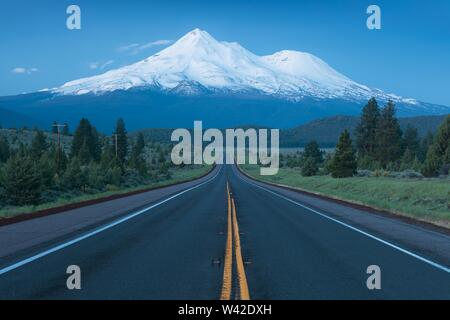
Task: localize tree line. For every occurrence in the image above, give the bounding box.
[0,118,174,207]
[280,98,450,178]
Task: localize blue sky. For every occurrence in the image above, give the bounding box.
[1,0,449,106]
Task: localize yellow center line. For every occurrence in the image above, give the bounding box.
[232,197,250,300]
[220,182,233,300]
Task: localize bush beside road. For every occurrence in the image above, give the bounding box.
[0,165,211,220]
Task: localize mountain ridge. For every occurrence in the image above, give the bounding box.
[280,114,447,147]
[0,29,448,131]
[129,114,447,148]
[52,29,438,112]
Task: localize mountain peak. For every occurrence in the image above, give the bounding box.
[181,28,212,40]
[173,28,217,48]
[262,50,352,86]
[186,28,210,38]
[54,29,419,107]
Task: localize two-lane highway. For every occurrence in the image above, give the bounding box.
[0,165,449,299]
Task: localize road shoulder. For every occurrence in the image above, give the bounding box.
[0,166,219,261]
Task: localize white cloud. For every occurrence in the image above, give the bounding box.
[117,43,140,53]
[12,67,26,74]
[101,60,114,69]
[117,40,173,55]
[89,60,114,70]
[89,62,99,69]
[12,67,38,74]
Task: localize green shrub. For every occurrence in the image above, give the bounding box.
[301,156,318,176]
[1,154,43,206]
[330,130,357,178]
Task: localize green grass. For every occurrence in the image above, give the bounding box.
[0,165,211,219]
[241,165,450,227]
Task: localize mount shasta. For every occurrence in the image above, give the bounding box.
[0,29,448,131]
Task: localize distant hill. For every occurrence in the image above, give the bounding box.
[131,114,448,148]
[0,107,41,129]
[280,114,448,147]
[129,128,175,145]
[0,128,72,153]
[5,114,444,150]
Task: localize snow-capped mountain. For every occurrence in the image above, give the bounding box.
[54,29,415,105]
[1,28,448,132]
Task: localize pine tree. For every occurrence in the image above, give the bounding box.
[356,98,380,159]
[90,127,102,162]
[418,130,433,162]
[400,148,414,170]
[78,141,91,165]
[113,118,128,166]
[323,153,333,174]
[431,115,450,161]
[422,115,450,176]
[411,156,422,172]
[330,130,357,178]
[135,132,145,155]
[0,134,10,162]
[38,152,57,188]
[31,130,49,158]
[62,157,86,190]
[86,162,107,190]
[130,132,147,176]
[402,125,420,156]
[375,101,403,167]
[59,149,68,174]
[98,139,123,185]
[108,165,123,186]
[2,154,43,205]
[301,156,318,177]
[71,118,101,163]
[303,140,323,164]
[422,145,442,177]
[100,141,115,168]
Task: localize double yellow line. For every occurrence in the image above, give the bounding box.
[220,182,250,300]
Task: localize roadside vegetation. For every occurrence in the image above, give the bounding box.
[243,98,450,226]
[0,118,210,219]
[242,165,449,227]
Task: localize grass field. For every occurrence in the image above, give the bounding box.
[0,165,211,219]
[241,165,450,228]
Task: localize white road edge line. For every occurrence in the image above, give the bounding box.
[0,167,222,276]
[236,168,450,274]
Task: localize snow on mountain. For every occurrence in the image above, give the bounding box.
[55,28,416,105]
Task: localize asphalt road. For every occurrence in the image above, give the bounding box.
[0,165,449,299]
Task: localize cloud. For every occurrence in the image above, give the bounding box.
[139,40,173,49]
[89,60,114,70]
[117,43,140,53]
[89,62,99,69]
[11,67,38,74]
[117,40,173,55]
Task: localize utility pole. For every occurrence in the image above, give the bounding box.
[52,123,67,166]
